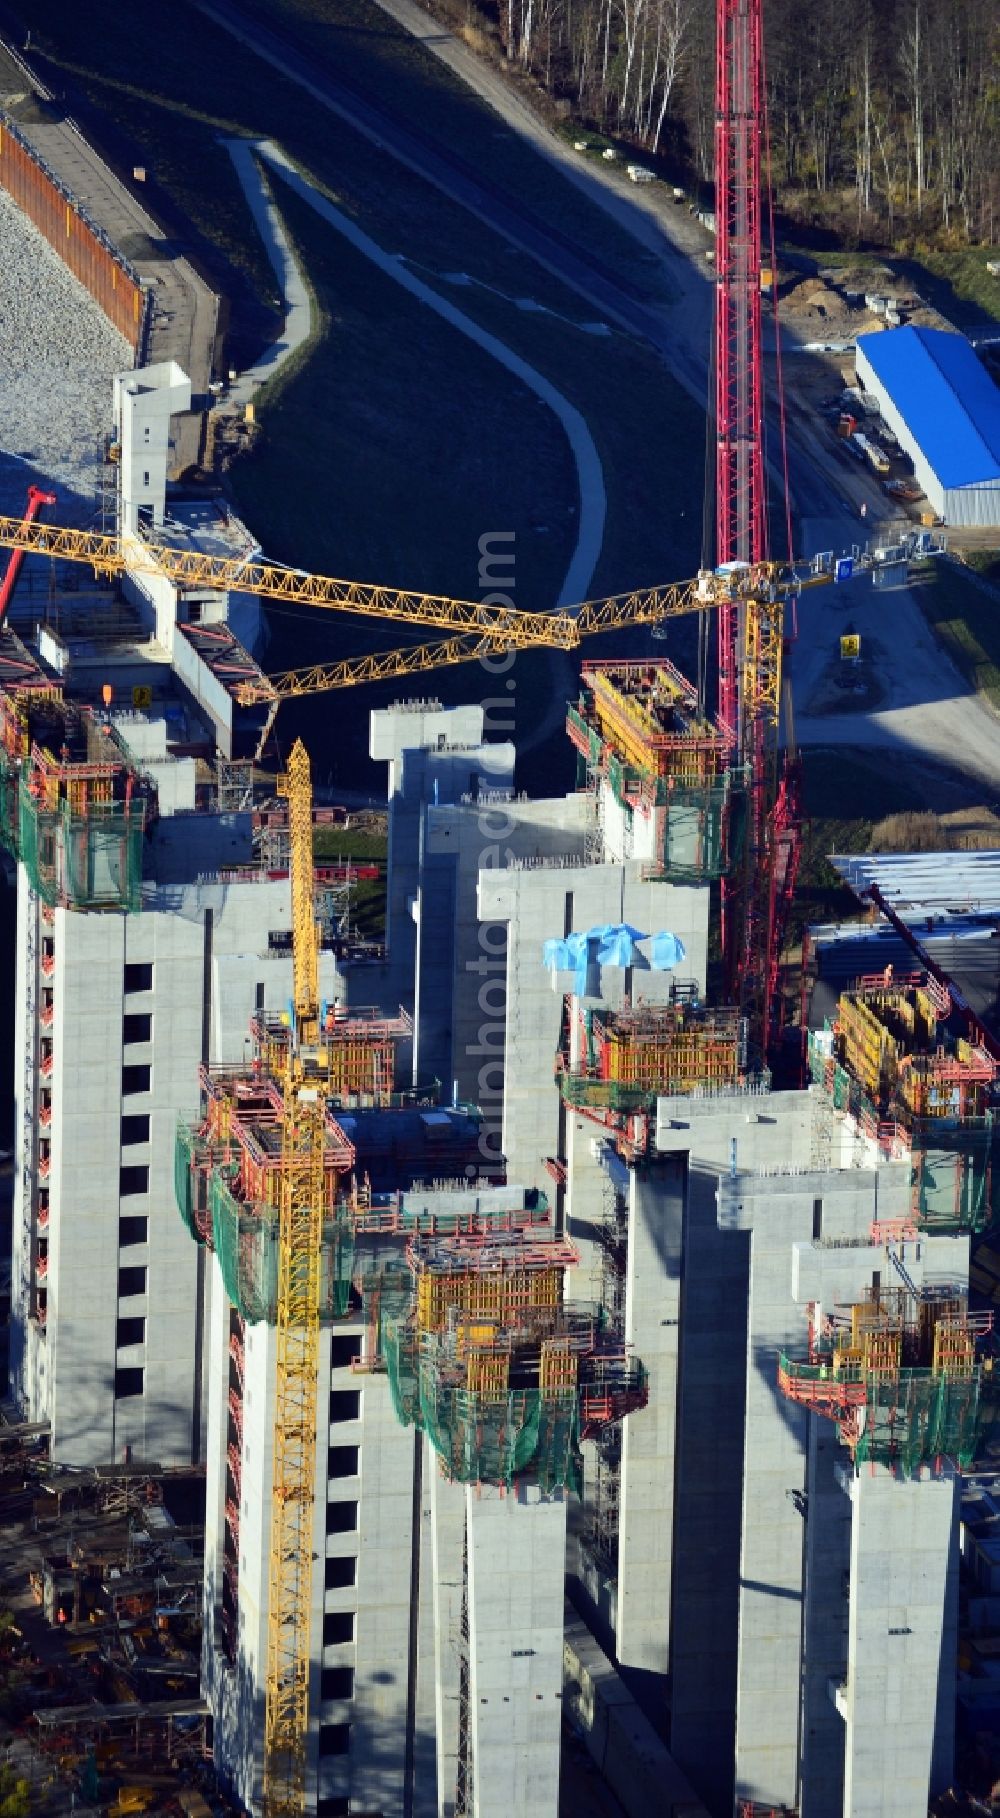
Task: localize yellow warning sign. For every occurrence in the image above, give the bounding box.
[840,634,861,661]
[132,684,153,709]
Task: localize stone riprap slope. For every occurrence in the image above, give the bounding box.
[0,186,130,525]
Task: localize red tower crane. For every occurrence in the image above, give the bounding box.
[0,486,57,626]
[714,0,796,1053]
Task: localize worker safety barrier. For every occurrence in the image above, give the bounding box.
[384,1321,585,1493]
[208,1173,354,1325]
[778,1351,995,1477]
[0,752,145,912]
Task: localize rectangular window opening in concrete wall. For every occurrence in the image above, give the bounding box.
[119,1215,148,1249]
[320,1667,354,1701]
[325,1556,356,1591]
[118,1265,147,1298]
[326,1501,358,1535]
[114,1366,144,1399]
[116,1315,145,1348]
[121,1114,150,1146]
[119,1164,149,1196]
[122,1065,151,1096]
[322,1612,354,1646]
[122,1013,151,1045]
[255,981,265,1011]
[329,1335,358,1370]
[329,1389,360,1423]
[318,1723,351,1758]
[812,1197,823,1241]
[123,962,153,994]
[328,1446,359,1480]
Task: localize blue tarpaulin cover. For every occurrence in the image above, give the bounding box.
[651,931,686,970]
[543,925,686,992]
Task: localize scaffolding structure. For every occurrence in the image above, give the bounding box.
[383,1229,647,1491]
[0,692,150,913]
[566,658,747,881]
[555,995,748,1158]
[778,1283,997,1477]
[177,1091,556,1333]
[252,1004,412,1104]
[807,974,997,1234]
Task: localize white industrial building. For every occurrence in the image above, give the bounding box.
[856,325,1000,526]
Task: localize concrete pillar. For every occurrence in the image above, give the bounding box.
[731,1192,812,1811]
[841,1467,959,1818]
[431,1465,466,1817]
[800,1421,850,1818]
[616,1158,684,1683]
[466,1484,567,1818]
[668,1161,750,1812]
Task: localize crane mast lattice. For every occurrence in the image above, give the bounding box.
[715,0,789,1049]
[263,739,324,1817]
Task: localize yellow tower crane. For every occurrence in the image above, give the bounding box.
[0,509,802,757]
[265,738,326,1817]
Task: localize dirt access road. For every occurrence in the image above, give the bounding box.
[198,0,1000,804]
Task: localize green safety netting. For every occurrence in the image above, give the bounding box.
[913,1117,993,1235]
[781,1355,997,1477]
[608,757,744,883]
[8,776,144,913]
[384,1321,583,1492]
[208,1172,355,1325]
[360,1261,413,1362]
[174,1120,202,1242]
[856,1367,993,1476]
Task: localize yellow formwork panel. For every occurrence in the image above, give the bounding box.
[465,1348,511,1397]
[539,1339,578,1395]
[417,1263,563,1333]
[603,1029,739,1093]
[933,1321,975,1378]
[863,1329,902,1375]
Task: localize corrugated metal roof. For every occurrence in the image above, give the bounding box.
[831,850,1000,915]
[856,326,1000,489]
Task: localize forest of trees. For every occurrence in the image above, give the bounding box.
[487,0,1000,246]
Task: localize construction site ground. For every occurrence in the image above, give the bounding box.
[0,1457,219,1816]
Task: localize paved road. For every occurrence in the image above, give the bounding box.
[250,140,607,610]
[193,0,875,545]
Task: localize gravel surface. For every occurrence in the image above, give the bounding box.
[0,187,131,526]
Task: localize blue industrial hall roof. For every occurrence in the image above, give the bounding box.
[856,325,1000,489]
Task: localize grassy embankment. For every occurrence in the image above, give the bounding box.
[228,0,669,300]
[28,0,706,794]
[908,559,1000,718]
